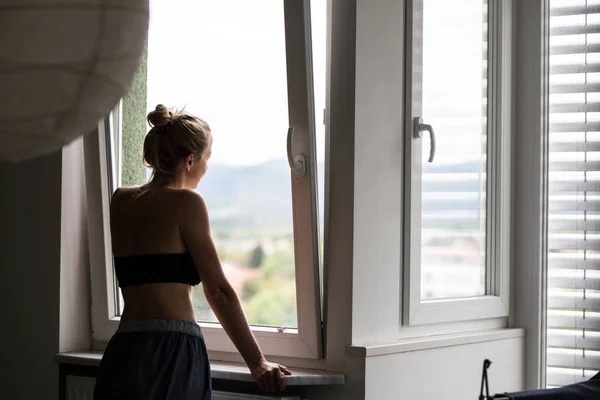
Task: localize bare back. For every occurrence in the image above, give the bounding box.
[110,186,196,323]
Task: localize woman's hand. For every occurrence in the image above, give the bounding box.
[249,357,292,392]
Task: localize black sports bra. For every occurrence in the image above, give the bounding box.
[114,253,201,288]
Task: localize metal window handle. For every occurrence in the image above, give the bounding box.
[286,126,306,177]
[414,117,436,163]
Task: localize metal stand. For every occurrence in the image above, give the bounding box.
[479,359,493,400]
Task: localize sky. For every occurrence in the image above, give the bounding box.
[421,0,487,165]
[146,0,326,166]
[145,0,485,166]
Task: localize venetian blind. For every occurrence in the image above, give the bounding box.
[546,0,600,388]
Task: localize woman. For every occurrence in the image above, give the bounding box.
[93,105,291,399]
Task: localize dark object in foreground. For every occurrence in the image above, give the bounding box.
[481,357,600,399]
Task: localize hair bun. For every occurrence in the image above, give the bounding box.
[147,104,173,128]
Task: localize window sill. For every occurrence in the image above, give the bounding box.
[54,352,345,386]
[346,328,525,358]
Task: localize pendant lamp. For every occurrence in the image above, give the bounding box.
[0,0,149,162]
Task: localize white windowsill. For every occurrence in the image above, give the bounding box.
[346,328,525,358]
[54,352,345,386]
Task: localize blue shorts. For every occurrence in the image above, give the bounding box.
[93,319,212,400]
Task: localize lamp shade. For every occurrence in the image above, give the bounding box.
[0,0,149,162]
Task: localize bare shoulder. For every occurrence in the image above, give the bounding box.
[175,189,208,213]
[174,190,211,232]
[110,186,140,207]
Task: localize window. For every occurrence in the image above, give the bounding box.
[86,0,327,359]
[546,0,600,387]
[403,0,511,325]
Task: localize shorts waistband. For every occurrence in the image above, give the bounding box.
[117,319,204,338]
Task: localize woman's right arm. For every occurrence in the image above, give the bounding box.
[178,190,291,392]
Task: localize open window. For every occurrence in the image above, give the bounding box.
[86,0,326,360]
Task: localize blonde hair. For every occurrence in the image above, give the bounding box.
[143,104,211,181]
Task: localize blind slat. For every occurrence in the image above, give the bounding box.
[551,63,600,75]
[547,368,599,388]
[550,5,600,17]
[549,200,600,212]
[548,276,600,291]
[547,333,600,352]
[549,142,600,152]
[548,259,600,270]
[549,219,600,231]
[549,181,600,192]
[550,43,600,55]
[550,123,600,133]
[548,296,600,311]
[550,83,600,95]
[547,352,600,370]
[549,161,600,172]
[548,314,600,330]
[550,24,600,37]
[550,103,600,114]
[548,239,600,251]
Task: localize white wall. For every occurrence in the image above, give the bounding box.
[365,337,524,399]
[352,0,405,345]
[0,138,90,400]
[59,138,91,353]
[511,0,547,390]
[0,152,62,400]
[349,0,526,398]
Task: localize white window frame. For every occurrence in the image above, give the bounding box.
[402,0,512,326]
[85,119,119,343]
[85,0,324,360]
[506,0,548,390]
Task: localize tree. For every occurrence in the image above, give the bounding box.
[248,244,265,269]
[242,245,297,327]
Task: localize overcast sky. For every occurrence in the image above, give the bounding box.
[146,0,485,166]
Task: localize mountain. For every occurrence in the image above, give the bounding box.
[197,159,482,230]
[197,159,325,230]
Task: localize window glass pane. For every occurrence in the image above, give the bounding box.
[420,0,487,300]
[146,0,296,328]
